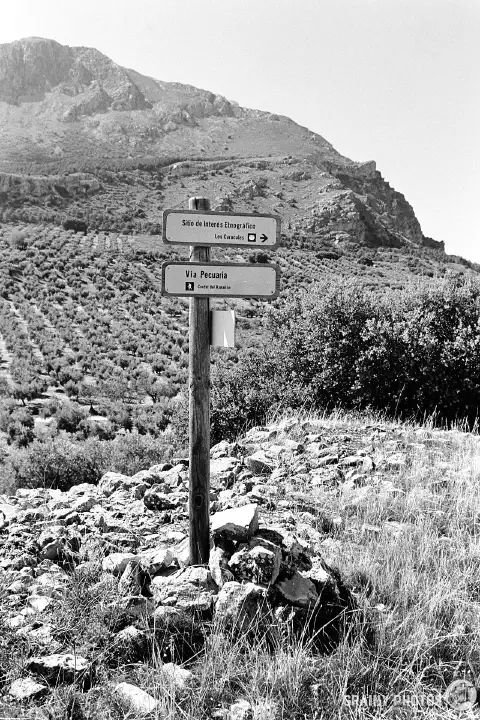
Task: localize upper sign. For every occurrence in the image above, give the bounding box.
[162,210,280,247]
[162,262,280,298]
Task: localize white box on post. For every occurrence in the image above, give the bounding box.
[210,310,235,347]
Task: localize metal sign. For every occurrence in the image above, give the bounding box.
[162,209,280,247]
[161,261,280,298]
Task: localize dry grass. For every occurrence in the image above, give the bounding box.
[2,411,480,718]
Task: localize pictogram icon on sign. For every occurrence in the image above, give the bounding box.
[185,282,195,291]
[248,233,256,242]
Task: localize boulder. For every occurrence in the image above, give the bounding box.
[139,547,174,576]
[211,504,259,542]
[114,682,158,716]
[215,581,269,632]
[275,570,318,608]
[98,472,133,496]
[245,452,273,475]
[8,677,48,701]
[27,653,91,685]
[230,699,253,720]
[102,552,139,576]
[209,545,235,588]
[228,545,281,586]
[37,527,81,563]
[161,662,194,694]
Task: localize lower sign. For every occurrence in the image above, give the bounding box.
[162,262,280,298]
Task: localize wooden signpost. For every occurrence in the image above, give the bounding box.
[161,199,280,565]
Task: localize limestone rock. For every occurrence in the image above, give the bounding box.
[70,494,97,513]
[0,502,20,526]
[245,452,273,475]
[211,504,259,542]
[255,527,312,571]
[338,455,364,467]
[98,471,134,496]
[102,552,139,575]
[210,456,240,480]
[228,545,281,586]
[37,527,81,563]
[275,570,318,608]
[173,537,190,568]
[144,486,182,510]
[139,546,174,576]
[215,581,269,632]
[8,677,48,701]
[27,595,53,612]
[114,682,158,716]
[110,626,149,663]
[209,545,235,588]
[230,699,253,720]
[27,653,91,684]
[161,662,194,693]
[151,567,216,613]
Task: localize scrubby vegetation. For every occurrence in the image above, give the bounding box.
[2,412,480,719]
[1,221,480,492]
[211,274,480,440]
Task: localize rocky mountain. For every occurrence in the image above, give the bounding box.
[0,37,443,251]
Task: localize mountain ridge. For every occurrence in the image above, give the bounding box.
[0,36,443,252]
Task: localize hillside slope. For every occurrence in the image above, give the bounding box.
[0,37,441,251]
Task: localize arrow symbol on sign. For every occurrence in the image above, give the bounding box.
[260,234,268,242]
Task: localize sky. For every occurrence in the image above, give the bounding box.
[1,0,479,261]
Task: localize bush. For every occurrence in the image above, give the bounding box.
[210,349,282,442]
[55,401,89,433]
[6,433,174,491]
[8,437,110,490]
[9,229,27,249]
[63,219,88,234]
[213,275,480,429]
[0,405,35,447]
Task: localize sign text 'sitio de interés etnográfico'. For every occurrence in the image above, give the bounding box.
[182,219,256,230]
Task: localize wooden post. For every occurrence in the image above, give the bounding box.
[188,196,211,565]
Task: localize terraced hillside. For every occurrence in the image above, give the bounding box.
[0,222,477,435]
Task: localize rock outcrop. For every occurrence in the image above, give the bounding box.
[0,36,441,251]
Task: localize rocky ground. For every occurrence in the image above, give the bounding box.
[1,415,480,719]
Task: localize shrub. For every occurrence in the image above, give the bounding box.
[317,250,340,261]
[63,219,88,234]
[0,404,35,447]
[9,229,27,249]
[8,437,110,490]
[55,401,89,433]
[210,349,282,442]
[213,275,480,429]
[6,433,174,491]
